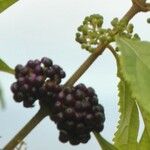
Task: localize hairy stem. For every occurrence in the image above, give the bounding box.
[3,108,47,150]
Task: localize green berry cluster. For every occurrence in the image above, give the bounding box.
[76,15,140,53]
[75,14,114,53]
[111,18,140,40]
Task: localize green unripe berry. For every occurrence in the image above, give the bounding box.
[87,47,95,52]
[95,14,103,20]
[91,18,98,26]
[133,33,141,40]
[117,20,127,32]
[90,14,103,27]
[76,33,81,38]
[81,44,89,49]
[98,20,103,27]
[78,25,84,32]
[75,14,108,53]
[85,16,90,22]
[147,18,150,24]
[111,18,119,27]
[82,25,88,35]
[127,24,134,33]
[98,29,106,35]
[99,35,107,43]
[125,33,132,39]
[115,47,119,52]
[88,31,97,38]
[106,36,114,42]
[79,37,86,44]
[90,39,97,45]
[83,17,90,25]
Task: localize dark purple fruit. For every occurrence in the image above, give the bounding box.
[11,57,66,108]
[59,130,68,143]
[41,57,52,67]
[49,83,105,145]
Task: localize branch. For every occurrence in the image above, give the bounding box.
[132,0,150,12]
[146,3,150,11]
[3,108,47,150]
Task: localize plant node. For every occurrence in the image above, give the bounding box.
[132,0,150,12]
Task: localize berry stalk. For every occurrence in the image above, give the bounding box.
[93,132,118,149]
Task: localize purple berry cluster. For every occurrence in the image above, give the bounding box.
[50,83,105,145]
[11,57,66,107]
[10,58,105,145]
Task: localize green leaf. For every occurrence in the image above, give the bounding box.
[0,58,14,74]
[113,50,139,149]
[139,129,150,150]
[0,83,5,108]
[94,132,118,150]
[116,37,150,147]
[113,80,139,150]
[0,0,18,13]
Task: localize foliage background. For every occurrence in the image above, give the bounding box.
[0,0,150,149]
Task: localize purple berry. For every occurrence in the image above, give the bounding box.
[69,137,80,145]
[65,121,75,130]
[34,65,43,75]
[59,130,68,143]
[15,64,23,74]
[87,87,95,97]
[28,73,36,83]
[41,57,52,67]
[58,91,65,100]
[76,123,85,134]
[75,101,82,111]
[34,59,41,66]
[26,60,35,68]
[65,94,75,106]
[80,134,90,143]
[45,67,55,77]
[53,65,61,73]
[11,82,18,93]
[53,101,62,112]
[65,108,75,118]
[60,70,66,78]
[13,92,24,102]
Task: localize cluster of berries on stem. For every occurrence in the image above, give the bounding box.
[11,57,66,107]
[10,57,105,145]
[50,84,105,145]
